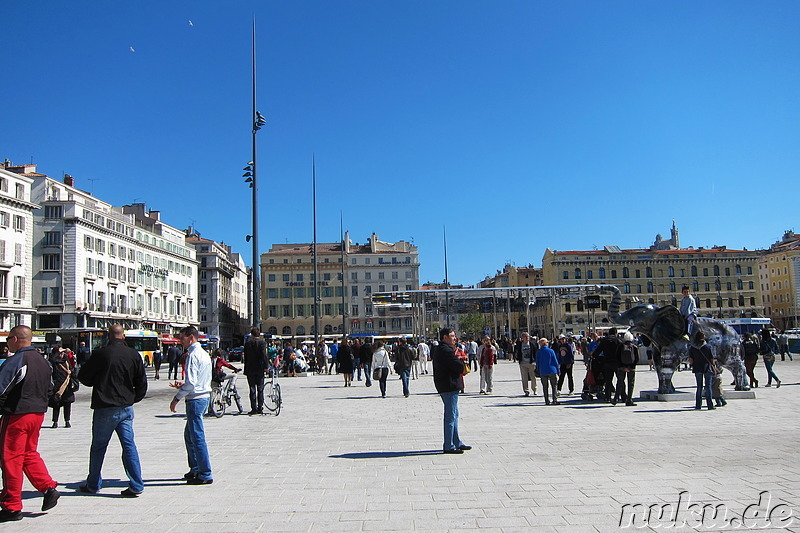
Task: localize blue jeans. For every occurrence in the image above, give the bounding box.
[362,361,372,386]
[184,397,212,481]
[439,391,464,451]
[695,372,714,409]
[400,368,411,396]
[87,406,144,493]
[764,359,780,385]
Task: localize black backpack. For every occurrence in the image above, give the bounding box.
[620,343,636,365]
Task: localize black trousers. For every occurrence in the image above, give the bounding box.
[557,364,574,392]
[247,374,265,411]
[614,368,636,403]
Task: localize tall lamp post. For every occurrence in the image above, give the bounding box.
[244,17,266,329]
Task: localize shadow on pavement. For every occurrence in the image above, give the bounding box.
[330,450,443,459]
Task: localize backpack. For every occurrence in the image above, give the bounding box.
[620,343,636,365]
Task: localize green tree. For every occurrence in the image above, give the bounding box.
[458,312,487,338]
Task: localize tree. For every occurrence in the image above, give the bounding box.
[458,312,487,338]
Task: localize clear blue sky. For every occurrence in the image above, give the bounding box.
[2,1,798,285]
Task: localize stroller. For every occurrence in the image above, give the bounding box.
[581,353,608,402]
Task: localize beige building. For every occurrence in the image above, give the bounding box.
[541,224,763,336]
[260,233,419,339]
[759,231,800,330]
[476,264,543,336]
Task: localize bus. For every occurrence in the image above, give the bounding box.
[124,329,160,365]
[57,328,109,352]
[719,317,772,337]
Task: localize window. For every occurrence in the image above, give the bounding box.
[0,212,8,228]
[623,282,630,294]
[322,287,332,297]
[12,276,24,299]
[703,268,709,276]
[44,206,63,219]
[200,284,207,294]
[296,274,303,282]
[669,281,676,292]
[392,271,398,280]
[282,274,290,281]
[635,269,641,278]
[599,268,606,279]
[282,326,292,335]
[14,243,22,264]
[324,273,331,281]
[41,286,61,305]
[378,285,385,292]
[296,305,305,316]
[268,288,276,298]
[42,254,60,270]
[281,288,290,298]
[351,272,358,281]
[735,264,742,275]
[351,286,358,296]
[622,267,629,277]
[378,272,385,280]
[392,285,399,291]
[324,304,332,315]
[693,281,699,292]
[574,268,581,279]
[563,271,569,280]
[352,305,359,316]
[586,270,593,280]
[646,267,652,278]
[15,183,24,200]
[668,267,675,277]
[725,267,730,276]
[365,286,372,295]
[691,266,698,276]
[13,215,25,232]
[295,288,304,298]
[365,272,371,280]
[268,305,277,317]
[713,265,720,276]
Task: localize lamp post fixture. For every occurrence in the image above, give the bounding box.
[245,17,267,329]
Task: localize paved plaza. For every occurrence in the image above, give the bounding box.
[14,356,800,532]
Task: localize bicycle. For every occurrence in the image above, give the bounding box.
[209,372,244,417]
[262,364,282,416]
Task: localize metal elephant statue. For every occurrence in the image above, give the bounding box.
[597,285,749,394]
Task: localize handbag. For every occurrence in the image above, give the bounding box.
[372,368,381,381]
[49,369,71,407]
[463,361,471,375]
[70,375,80,392]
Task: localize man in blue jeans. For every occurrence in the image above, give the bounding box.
[78,324,147,497]
[170,326,213,484]
[432,328,471,454]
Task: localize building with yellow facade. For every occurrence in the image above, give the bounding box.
[759,231,800,330]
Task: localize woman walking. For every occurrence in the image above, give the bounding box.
[741,332,759,388]
[372,341,391,397]
[760,330,781,388]
[337,338,354,386]
[49,348,76,428]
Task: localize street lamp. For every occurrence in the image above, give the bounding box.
[246,17,267,330]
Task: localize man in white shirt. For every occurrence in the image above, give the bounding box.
[170,326,213,485]
[417,341,430,375]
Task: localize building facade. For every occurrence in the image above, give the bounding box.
[0,163,38,330]
[260,233,419,339]
[186,232,250,348]
[541,225,763,336]
[17,166,199,333]
[759,231,800,330]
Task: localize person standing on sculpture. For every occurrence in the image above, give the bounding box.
[679,286,698,335]
[243,328,269,415]
[78,324,147,497]
[0,325,61,522]
[170,326,213,485]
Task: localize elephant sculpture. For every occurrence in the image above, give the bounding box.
[597,285,749,394]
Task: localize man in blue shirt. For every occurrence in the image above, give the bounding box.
[535,338,561,406]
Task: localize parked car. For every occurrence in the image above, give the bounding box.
[227,346,244,362]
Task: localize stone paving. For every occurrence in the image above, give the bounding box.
[13,355,800,532]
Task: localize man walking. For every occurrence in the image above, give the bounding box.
[466,338,479,372]
[394,338,413,397]
[515,333,538,396]
[536,338,561,405]
[78,324,147,497]
[0,326,60,522]
[170,326,213,485]
[556,335,575,395]
[76,340,91,373]
[243,327,269,415]
[417,340,429,375]
[167,343,182,380]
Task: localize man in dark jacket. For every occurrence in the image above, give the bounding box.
[432,328,471,454]
[555,335,575,396]
[394,338,414,397]
[591,328,622,403]
[167,343,182,380]
[78,324,147,497]
[243,328,269,415]
[0,325,60,521]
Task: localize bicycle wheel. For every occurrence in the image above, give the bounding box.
[209,388,226,418]
[272,383,281,416]
[233,387,244,414]
[263,381,278,413]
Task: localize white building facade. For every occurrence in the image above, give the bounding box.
[0,164,38,330]
[19,168,199,333]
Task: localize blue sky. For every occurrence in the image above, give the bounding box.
[2,1,798,285]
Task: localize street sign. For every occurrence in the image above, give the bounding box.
[586,295,601,309]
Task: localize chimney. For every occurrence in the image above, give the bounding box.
[63,174,75,187]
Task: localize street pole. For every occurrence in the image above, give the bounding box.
[248,17,266,329]
[443,225,451,328]
[312,156,319,350]
[340,213,347,338]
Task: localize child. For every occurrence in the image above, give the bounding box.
[712,361,727,407]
